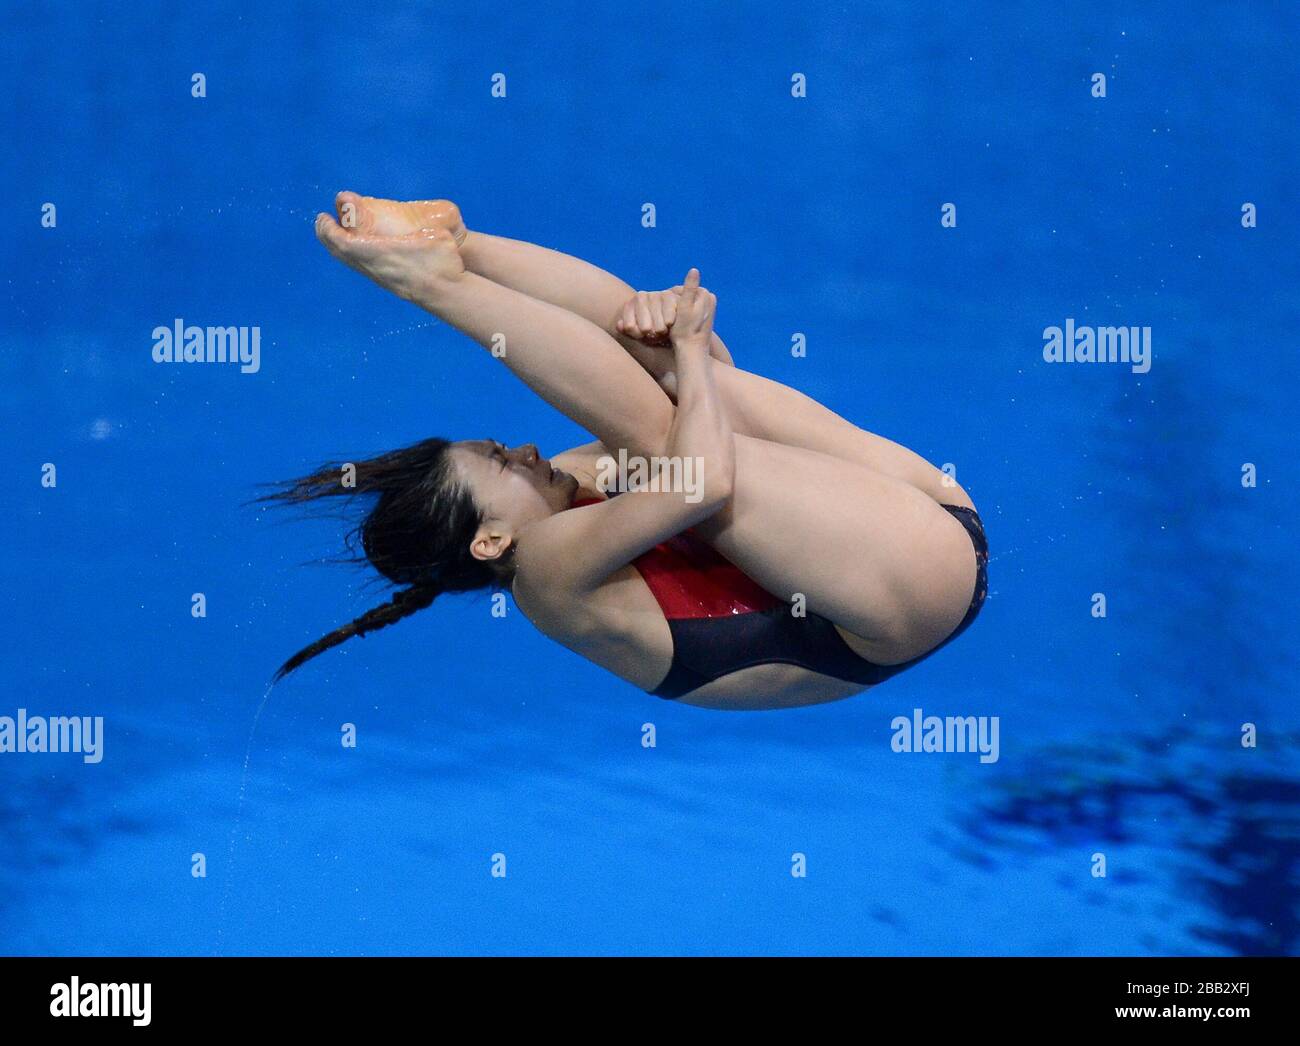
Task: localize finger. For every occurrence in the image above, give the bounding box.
[620,301,641,338]
[635,295,655,334]
[649,295,667,333]
[661,293,677,326]
[682,267,700,292]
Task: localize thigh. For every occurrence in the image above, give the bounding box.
[627,345,973,508]
[693,436,978,662]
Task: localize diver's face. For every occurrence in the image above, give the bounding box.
[450,440,579,562]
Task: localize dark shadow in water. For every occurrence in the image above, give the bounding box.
[1192,773,1300,955]
[946,727,1299,954]
[0,776,152,862]
[942,360,1299,955]
[0,749,170,932]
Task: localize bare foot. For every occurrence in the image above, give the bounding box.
[334,191,468,246]
[315,212,464,301]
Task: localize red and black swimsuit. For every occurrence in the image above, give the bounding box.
[572,496,989,700]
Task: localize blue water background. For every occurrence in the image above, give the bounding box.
[2,1,1297,954]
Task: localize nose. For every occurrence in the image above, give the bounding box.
[518,443,540,466]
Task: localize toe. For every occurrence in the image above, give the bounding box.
[335,191,365,230]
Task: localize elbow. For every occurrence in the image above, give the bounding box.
[642,411,675,461]
[697,446,735,511]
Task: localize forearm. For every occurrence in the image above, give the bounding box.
[414,272,672,458]
[668,339,735,503]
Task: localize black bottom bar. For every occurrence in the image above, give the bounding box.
[0,956,1288,1033]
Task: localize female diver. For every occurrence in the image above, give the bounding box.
[269,193,987,711]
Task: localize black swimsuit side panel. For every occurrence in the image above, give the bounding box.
[650,505,988,700]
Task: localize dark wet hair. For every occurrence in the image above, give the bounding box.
[261,437,502,680]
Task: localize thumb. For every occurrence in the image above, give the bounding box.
[682,267,700,292]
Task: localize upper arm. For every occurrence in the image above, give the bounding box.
[551,440,611,491]
[515,489,723,596]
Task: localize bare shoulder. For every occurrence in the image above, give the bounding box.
[511,518,603,640]
[510,567,575,629]
[511,503,600,609]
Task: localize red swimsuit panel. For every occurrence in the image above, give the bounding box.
[570,496,779,619]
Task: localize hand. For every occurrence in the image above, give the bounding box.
[614,287,682,346]
[315,203,464,302]
[668,268,715,351]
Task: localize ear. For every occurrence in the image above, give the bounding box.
[469,524,514,563]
